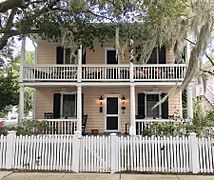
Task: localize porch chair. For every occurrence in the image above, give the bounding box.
[82,114,88,135]
[44,112,54,119]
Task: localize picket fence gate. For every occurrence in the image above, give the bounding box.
[0,131,214,174]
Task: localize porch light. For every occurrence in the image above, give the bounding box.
[121,96,126,105]
[99,96,103,105]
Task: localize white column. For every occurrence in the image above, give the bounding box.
[129,84,136,135]
[130,62,134,82]
[76,84,82,135]
[19,37,26,82]
[19,85,24,122]
[187,83,193,119]
[19,37,26,122]
[77,45,82,82]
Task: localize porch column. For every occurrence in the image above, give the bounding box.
[129,84,136,135]
[77,45,82,82]
[19,37,26,122]
[76,84,82,135]
[187,83,193,119]
[19,85,24,122]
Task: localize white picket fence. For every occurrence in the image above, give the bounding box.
[0,131,214,174]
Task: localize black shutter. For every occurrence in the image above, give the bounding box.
[82,93,84,115]
[82,48,86,64]
[56,46,64,64]
[138,93,145,119]
[161,93,168,119]
[159,47,166,64]
[53,93,61,119]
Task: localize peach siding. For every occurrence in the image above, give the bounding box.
[37,42,58,64]
[35,86,181,133]
[35,88,53,118]
[83,87,130,133]
[37,41,173,64]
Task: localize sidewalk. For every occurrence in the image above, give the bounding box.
[0,171,213,180]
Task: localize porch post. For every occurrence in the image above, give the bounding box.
[19,85,24,122]
[19,37,26,122]
[187,83,193,119]
[76,84,82,135]
[77,45,82,82]
[129,84,136,135]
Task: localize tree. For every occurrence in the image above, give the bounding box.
[0,0,213,93]
[0,59,19,115]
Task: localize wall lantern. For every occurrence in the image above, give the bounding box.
[99,96,103,113]
[99,96,103,105]
[121,96,126,105]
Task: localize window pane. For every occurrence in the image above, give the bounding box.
[107,50,117,64]
[146,94,159,118]
[107,97,118,114]
[63,94,76,118]
[107,117,118,130]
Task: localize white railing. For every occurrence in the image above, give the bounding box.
[38,119,77,135]
[82,64,130,81]
[23,64,78,81]
[0,132,214,173]
[135,119,179,135]
[134,64,186,81]
[23,64,186,82]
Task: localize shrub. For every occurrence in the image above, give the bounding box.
[14,120,48,136]
[0,121,8,136]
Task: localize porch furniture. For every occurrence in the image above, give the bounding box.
[44,112,54,119]
[91,128,99,135]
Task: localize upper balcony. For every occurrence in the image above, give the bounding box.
[23,64,187,83]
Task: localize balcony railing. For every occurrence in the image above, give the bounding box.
[23,64,78,81]
[23,64,186,82]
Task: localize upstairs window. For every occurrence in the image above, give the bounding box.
[135,46,166,64]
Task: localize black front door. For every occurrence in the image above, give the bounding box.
[106,97,119,131]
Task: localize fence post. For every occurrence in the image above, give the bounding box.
[189,132,199,173]
[110,133,118,174]
[71,131,82,173]
[5,131,16,169]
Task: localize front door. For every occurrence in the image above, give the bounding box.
[105,96,119,131]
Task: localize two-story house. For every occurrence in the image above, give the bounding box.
[19,34,189,135]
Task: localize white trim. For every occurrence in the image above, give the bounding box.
[104,94,120,132]
[143,91,162,118]
[21,82,183,87]
[60,92,77,118]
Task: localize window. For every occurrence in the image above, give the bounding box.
[61,94,76,118]
[106,49,118,64]
[146,94,160,118]
[135,47,166,64]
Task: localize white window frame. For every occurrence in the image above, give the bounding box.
[60,92,77,119]
[144,91,161,118]
[104,94,121,132]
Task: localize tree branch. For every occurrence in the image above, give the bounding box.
[205,53,214,67]
[0,0,27,13]
[0,8,17,50]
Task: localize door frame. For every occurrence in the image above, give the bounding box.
[104,94,121,132]
[60,92,77,118]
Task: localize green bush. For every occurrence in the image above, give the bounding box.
[14,120,48,136]
[0,121,8,136]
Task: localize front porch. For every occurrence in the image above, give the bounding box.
[19,85,191,136]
